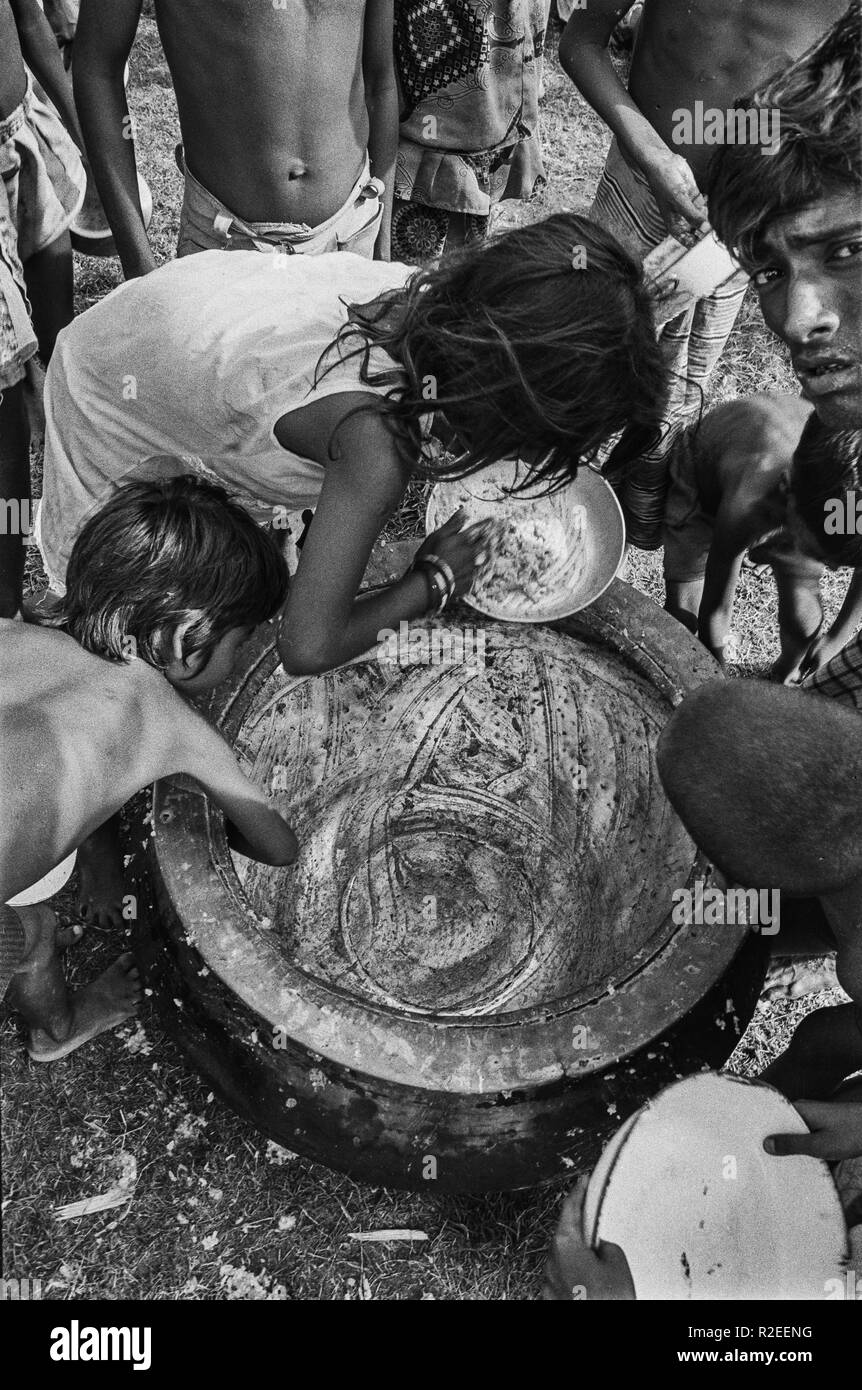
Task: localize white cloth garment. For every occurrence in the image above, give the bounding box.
[37,250,415,590]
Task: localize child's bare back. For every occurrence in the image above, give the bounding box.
[2,476,297,1063]
[0,618,207,902]
[2,474,300,907]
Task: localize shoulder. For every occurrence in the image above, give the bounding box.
[0,621,85,699]
[702,395,804,484]
[275,387,397,462]
[120,659,206,748]
[0,623,153,754]
[723,393,811,453]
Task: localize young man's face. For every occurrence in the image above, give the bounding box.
[747,190,862,429]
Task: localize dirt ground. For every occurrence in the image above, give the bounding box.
[1,16,853,1300]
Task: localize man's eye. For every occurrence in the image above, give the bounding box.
[833,239,862,261]
[751,266,782,288]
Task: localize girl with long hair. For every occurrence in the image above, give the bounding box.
[37,211,666,675]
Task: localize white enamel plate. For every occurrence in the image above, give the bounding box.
[583,1073,849,1300]
[425,458,625,624]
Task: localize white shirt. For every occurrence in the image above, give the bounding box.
[38,249,414,588]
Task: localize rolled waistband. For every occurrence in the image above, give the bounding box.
[179,147,377,240]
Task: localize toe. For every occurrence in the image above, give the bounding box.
[118,954,142,990]
[56,922,84,948]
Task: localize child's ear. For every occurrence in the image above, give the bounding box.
[161,615,205,673]
[169,616,197,665]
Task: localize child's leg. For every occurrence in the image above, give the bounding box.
[24,231,74,364]
[823,873,862,1015]
[0,239,40,615]
[770,554,824,683]
[5,903,139,1060]
[75,814,128,929]
[442,212,490,254]
[664,577,703,634]
[661,424,710,632]
[0,378,30,617]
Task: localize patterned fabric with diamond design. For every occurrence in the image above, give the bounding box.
[396,0,490,110]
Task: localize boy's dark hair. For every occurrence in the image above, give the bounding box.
[707,0,861,266]
[316,212,666,493]
[790,413,862,566]
[56,473,288,669]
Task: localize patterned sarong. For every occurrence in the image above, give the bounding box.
[393,1,546,262]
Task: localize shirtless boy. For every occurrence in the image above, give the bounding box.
[559,0,847,549]
[1,473,297,1057]
[73,0,398,276]
[663,394,862,680]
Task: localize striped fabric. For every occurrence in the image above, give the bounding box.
[803,631,862,712]
[0,904,26,1001]
[589,138,749,550]
[0,74,85,262]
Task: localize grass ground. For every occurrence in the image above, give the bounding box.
[2,17,854,1300]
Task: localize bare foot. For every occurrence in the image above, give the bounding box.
[76,817,127,928]
[28,953,141,1062]
[16,904,83,950]
[55,921,84,949]
[742,554,770,578]
[77,854,126,928]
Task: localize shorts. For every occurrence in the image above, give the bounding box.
[176,149,384,258]
[0,74,86,264]
[0,212,37,392]
[803,631,862,713]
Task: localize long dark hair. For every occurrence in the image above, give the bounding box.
[316,212,666,492]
